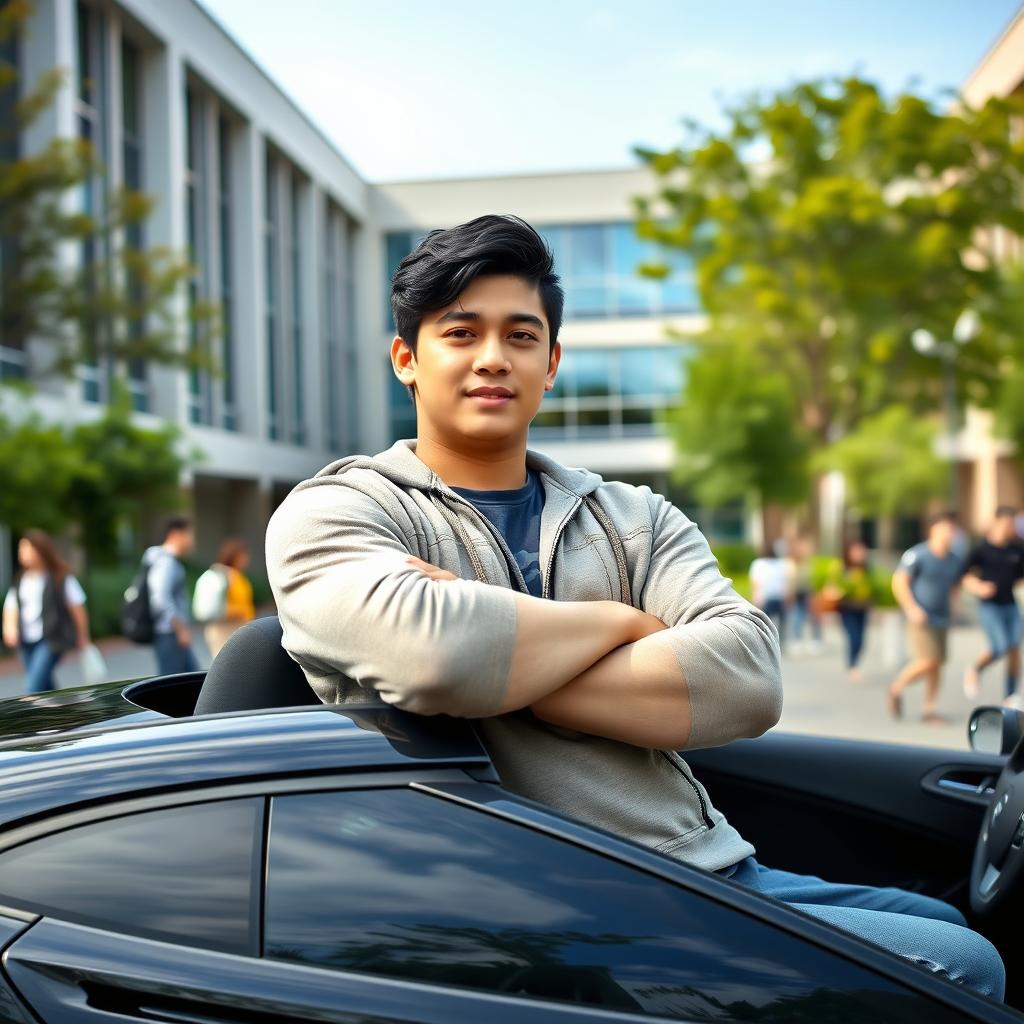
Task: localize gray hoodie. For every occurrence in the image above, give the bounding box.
[266,440,783,872]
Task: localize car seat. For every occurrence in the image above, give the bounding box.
[193,615,320,715]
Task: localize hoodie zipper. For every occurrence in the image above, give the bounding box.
[659,751,714,829]
[541,496,581,601]
[434,488,530,594]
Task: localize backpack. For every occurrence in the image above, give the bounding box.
[192,566,228,624]
[120,561,154,644]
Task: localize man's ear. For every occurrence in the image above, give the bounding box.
[391,336,416,386]
[544,341,562,391]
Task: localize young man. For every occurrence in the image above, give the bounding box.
[888,512,965,722]
[145,516,198,675]
[963,506,1024,704]
[267,215,1003,999]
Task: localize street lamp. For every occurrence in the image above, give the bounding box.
[911,310,981,515]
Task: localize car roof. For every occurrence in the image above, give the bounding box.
[0,683,490,832]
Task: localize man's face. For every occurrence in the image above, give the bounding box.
[993,515,1016,545]
[391,274,560,448]
[930,519,956,551]
[170,528,195,556]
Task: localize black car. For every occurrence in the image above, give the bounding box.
[0,616,1020,1024]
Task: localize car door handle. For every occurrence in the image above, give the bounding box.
[920,765,998,806]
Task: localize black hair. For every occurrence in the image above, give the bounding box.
[996,506,1018,519]
[162,515,192,541]
[390,214,564,354]
[928,510,958,529]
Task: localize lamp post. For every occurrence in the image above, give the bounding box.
[911,309,981,516]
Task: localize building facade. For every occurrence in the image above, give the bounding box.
[2,0,373,577]
[2,0,1021,590]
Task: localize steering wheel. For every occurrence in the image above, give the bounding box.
[970,732,1024,914]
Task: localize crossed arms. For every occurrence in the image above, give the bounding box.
[267,485,782,752]
[410,555,686,748]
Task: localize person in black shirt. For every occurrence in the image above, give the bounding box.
[963,506,1024,703]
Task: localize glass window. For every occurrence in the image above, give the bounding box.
[563,349,611,399]
[217,115,235,429]
[266,789,943,1020]
[289,178,305,446]
[567,224,606,279]
[619,348,658,399]
[384,231,415,331]
[0,799,261,955]
[653,346,685,397]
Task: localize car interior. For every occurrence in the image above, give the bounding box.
[123,615,1024,1013]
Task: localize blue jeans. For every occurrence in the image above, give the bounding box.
[791,590,821,642]
[725,857,1005,1000]
[762,598,787,649]
[153,632,200,675]
[19,639,63,694]
[839,608,868,668]
[977,602,1021,697]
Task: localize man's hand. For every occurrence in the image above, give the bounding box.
[963,574,997,600]
[907,604,929,627]
[175,623,191,648]
[405,555,670,716]
[406,556,459,582]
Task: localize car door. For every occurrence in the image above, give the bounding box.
[257,781,1004,1023]
[683,732,1021,1004]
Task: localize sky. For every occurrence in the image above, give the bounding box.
[197,0,1022,183]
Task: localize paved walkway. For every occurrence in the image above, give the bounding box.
[777,611,1010,752]
[0,611,1011,754]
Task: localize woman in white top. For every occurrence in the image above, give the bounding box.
[2,530,90,694]
[749,542,795,651]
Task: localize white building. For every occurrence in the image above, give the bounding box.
[2,0,749,588]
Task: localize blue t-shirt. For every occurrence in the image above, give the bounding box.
[453,472,544,597]
[899,542,965,628]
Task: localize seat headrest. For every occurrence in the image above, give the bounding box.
[193,615,320,716]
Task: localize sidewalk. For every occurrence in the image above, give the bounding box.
[778,610,1006,752]
[0,633,214,702]
[0,612,1010,753]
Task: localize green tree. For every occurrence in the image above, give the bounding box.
[0,409,78,534]
[66,384,195,565]
[667,341,811,538]
[816,405,947,554]
[0,387,191,564]
[635,77,1024,451]
[0,0,217,381]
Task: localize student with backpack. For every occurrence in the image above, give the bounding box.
[134,517,198,674]
[193,538,255,657]
[2,529,90,693]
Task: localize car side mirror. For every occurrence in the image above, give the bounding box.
[968,706,1024,756]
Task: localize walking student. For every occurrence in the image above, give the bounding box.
[750,543,794,650]
[198,538,256,657]
[962,506,1024,704]
[144,516,199,675]
[790,537,823,654]
[267,215,1003,999]
[887,512,965,723]
[2,529,90,693]
[824,540,873,681]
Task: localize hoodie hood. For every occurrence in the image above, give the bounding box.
[314,439,605,499]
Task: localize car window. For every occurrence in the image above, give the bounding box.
[0,798,262,955]
[265,789,957,1022]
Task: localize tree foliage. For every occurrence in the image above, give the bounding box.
[815,406,947,521]
[0,0,218,380]
[635,77,1024,453]
[667,342,811,509]
[0,385,191,563]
